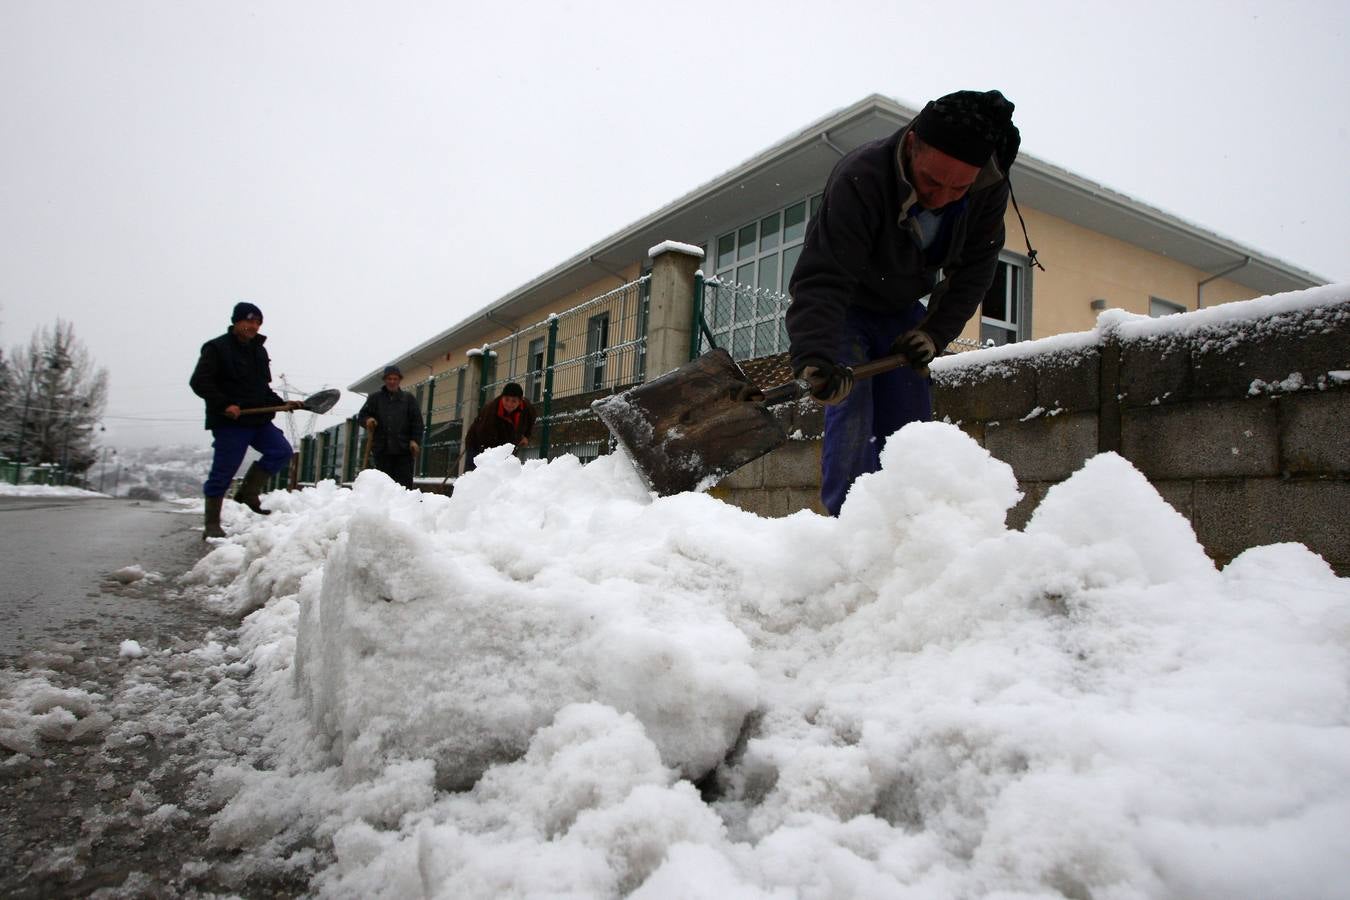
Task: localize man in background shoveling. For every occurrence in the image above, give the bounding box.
[189,301,302,538]
[786,89,1026,515]
[358,365,424,489]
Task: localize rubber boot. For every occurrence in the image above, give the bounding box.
[234,463,273,516]
[203,495,226,539]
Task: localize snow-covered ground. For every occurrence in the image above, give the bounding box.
[163,419,1350,899]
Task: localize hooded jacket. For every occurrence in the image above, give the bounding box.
[786,124,1010,366]
[189,330,285,430]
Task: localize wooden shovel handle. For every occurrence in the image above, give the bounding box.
[235,403,297,415]
[759,353,928,407]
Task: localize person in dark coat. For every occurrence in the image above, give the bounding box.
[189,301,301,538]
[357,365,424,489]
[463,382,536,471]
[786,89,1023,515]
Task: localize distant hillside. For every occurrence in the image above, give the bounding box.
[96,444,216,500]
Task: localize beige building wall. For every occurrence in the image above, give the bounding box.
[409,264,643,395]
[407,203,1271,397]
[974,206,1261,342]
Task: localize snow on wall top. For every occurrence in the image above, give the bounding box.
[932,282,1350,379]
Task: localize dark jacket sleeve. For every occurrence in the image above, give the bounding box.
[357,394,376,425]
[786,168,885,370]
[407,395,424,441]
[464,406,489,457]
[189,342,231,413]
[922,179,1010,349]
[519,402,536,440]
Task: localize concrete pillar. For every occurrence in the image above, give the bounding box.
[460,347,496,474]
[644,240,704,380]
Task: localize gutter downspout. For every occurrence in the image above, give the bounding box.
[820,131,847,157]
[1197,256,1251,309]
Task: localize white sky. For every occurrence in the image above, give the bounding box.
[2,0,1347,450]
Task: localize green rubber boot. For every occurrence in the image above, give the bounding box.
[203,495,226,539]
[233,463,273,516]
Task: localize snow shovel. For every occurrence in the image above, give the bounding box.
[237,388,341,416]
[592,348,923,496]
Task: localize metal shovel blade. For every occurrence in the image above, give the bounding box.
[301,388,341,414]
[593,349,787,496]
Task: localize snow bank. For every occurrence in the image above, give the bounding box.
[186,423,1350,898]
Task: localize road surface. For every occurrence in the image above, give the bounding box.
[0,497,306,897]
[0,497,208,663]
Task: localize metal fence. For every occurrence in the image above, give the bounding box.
[695,275,791,361]
[417,366,469,478]
[477,276,649,462]
[695,276,993,361]
[291,270,1005,490]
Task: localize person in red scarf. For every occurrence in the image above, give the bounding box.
[463,382,537,471]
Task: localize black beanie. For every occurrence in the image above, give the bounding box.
[383,365,403,378]
[232,301,264,323]
[502,382,524,398]
[912,90,1018,169]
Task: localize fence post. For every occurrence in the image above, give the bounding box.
[420,376,435,478]
[462,348,492,475]
[539,314,559,459]
[690,271,706,361]
[645,241,703,380]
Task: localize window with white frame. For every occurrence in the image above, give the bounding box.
[979,256,1030,346]
[713,194,822,292]
[1149,296,1185,317]
[584,313,610,391]
[705,195,822,359]
[526,337,545,403]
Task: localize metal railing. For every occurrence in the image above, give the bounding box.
[476,276,649,461]
[696,275,791,361]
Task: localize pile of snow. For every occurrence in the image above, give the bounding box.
[183,425,1350,897]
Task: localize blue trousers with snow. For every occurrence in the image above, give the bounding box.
[820,304,933,516]
[203,422,293,497]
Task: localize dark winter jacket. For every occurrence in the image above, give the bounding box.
[189,331,285,430]
[357,388,425,456]
[786,124,1010,366]
[464,396,536,467]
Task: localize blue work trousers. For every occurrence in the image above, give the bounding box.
[820,304,933,516]
[203,422,293,497]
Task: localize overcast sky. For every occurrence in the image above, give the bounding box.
[2,0,1347,451]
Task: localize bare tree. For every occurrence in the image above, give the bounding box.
[0,346,14,454]
[3,320,109,478]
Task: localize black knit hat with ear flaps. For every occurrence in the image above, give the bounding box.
[913,90,1019,171]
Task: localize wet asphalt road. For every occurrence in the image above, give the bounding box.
[0,497,206,664]
[0,498,308,897]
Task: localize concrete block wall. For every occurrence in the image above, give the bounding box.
[712,290,1350,574]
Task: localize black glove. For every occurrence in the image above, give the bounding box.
[891,329,937,367]
[795,357,854,405]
